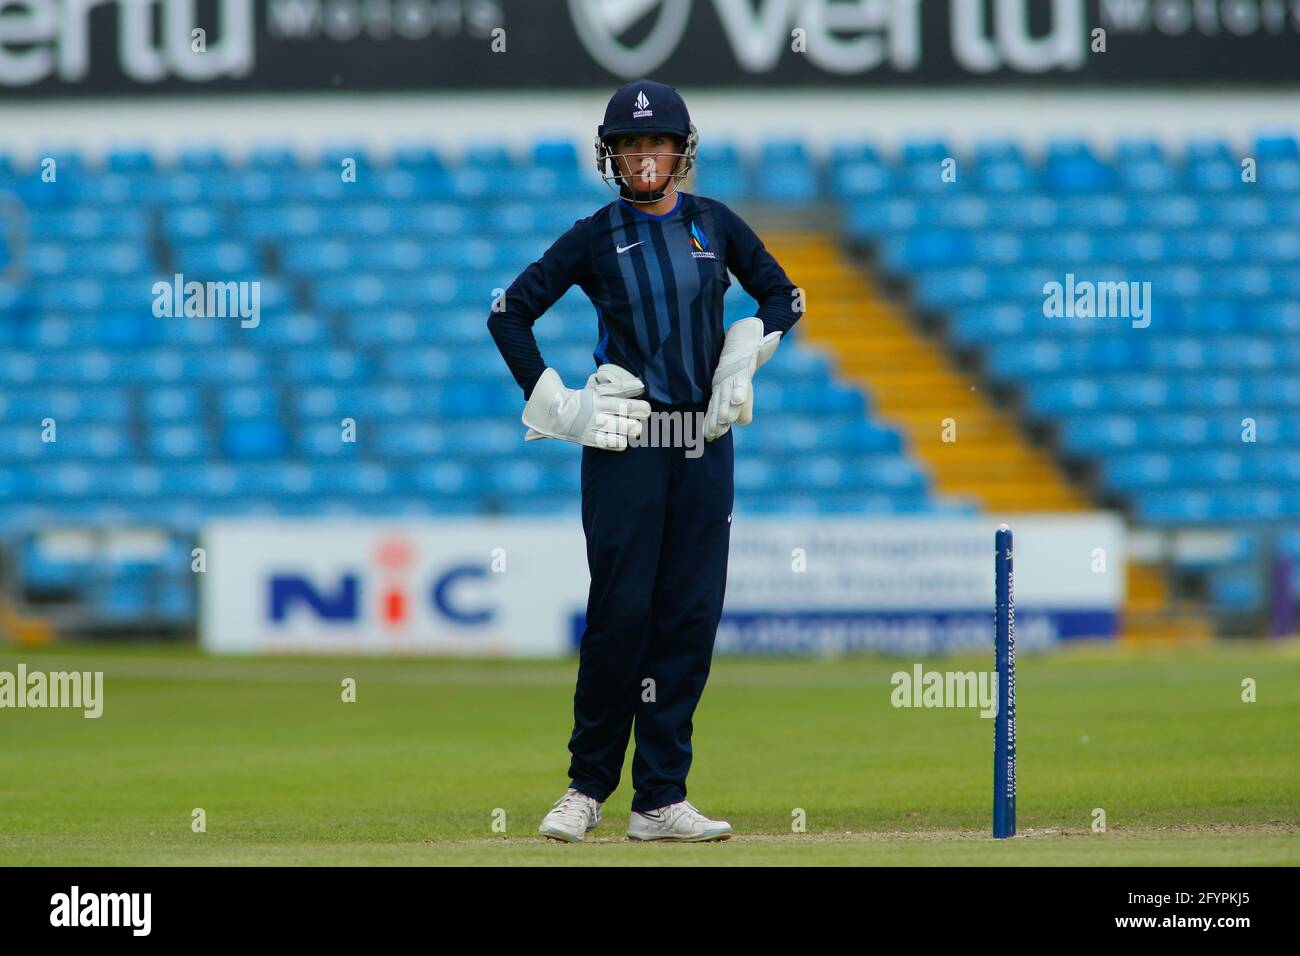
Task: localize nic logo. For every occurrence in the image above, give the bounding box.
[266,538,494,629]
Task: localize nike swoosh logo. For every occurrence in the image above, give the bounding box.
[616,242,643,254]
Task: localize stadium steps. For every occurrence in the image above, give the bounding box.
[763,228,1216,642]
[763,230,1089,513]
[0,603,56,646]
[1122,564,1215,644]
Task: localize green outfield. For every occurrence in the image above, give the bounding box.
[1,641,1297,866]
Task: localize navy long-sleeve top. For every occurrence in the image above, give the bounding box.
[487,192,800,405]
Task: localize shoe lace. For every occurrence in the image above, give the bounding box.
[663,800,707,827]
[551,790,595,827]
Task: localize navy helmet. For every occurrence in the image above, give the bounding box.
[595,79,698,204]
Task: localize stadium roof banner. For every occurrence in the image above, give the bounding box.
[1,0,1298,95]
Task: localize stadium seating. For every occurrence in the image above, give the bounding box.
[3,131,1296,627]
[835,131,1300,625]
[0,143,942,623]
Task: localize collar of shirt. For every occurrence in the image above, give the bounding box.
[617,191,684,221]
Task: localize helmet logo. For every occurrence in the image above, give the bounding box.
[633,90,652,118]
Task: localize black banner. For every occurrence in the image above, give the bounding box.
[1,0,1299,96]
[0,866,1290,940]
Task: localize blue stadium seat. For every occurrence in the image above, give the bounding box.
[222,420,289,459]
[531,141,579,170]
[175,147,228,173]
[1254,133,1299,159]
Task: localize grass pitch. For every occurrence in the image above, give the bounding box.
[1,641,1296,866]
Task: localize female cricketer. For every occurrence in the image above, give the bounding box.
[487,79,801,842]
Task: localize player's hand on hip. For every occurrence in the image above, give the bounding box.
[522,365,651,451]
[704,317,782,441]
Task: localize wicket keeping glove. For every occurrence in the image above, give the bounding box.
[522,364,652,451]
[704,317,782,441]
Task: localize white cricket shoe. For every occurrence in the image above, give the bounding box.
[538,788,603,843]
[627,800,733,842]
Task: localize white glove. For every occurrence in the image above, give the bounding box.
[522,364,651,450]
[704,317,782,441]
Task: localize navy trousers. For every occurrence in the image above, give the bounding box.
[567,415,734,813]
